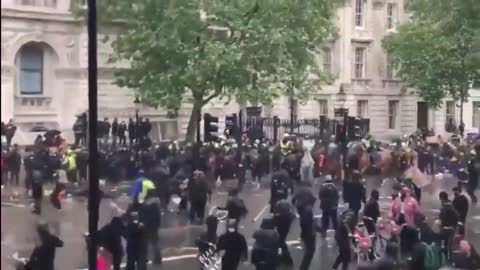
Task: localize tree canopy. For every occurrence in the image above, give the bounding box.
[72,0,339,140]
[383,0,480,116]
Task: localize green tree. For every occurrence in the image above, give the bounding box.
[72,0,338,141]
[383,0,480,123]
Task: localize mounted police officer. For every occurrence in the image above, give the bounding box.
[280,133,293,156]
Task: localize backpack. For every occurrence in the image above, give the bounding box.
[422,242,445,270]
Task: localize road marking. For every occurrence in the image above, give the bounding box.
[252,204,269,223]
[1,202,27,208]
[73,253,200,270]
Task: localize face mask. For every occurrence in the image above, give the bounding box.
[227,227,235,233]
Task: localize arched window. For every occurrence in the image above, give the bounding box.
[19,45,43,95]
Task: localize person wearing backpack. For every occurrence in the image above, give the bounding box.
[318,175,339,236]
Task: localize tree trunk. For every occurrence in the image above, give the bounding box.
[185,101,202,142]
[460,98,464,125]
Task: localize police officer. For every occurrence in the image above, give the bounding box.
[280,133,292,156]
[252,218,280,270]
[318,175,339,235]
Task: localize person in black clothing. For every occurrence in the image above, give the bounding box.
[400,226,425,270]
[98,217,125,270]
[292,180,316,215]
[363,189,380,235]
[102,118,111,145]
[251,218,280,270]
[138,190,162,265]
[128,118,136,146]
[439,192,460,228]
[217,219,248,270]
[270,168,290,213]
[414,212,437,245]
[188,171,210,224]
[24,222,64,270]
[5,119,16,149]
[136,117,144,145]
[345,172,366,217]
[196,215,218,254]
[299,204,316,270]
[439,191,460,256]
[112,118,119,147]
[318,175,339,235]
[452,186,469,224]
[125,211,147,270]
[118,121,127,146]
[144,118,152,138]
[31,169,44,215]
[467,146,479,204]
[8,144,21,186]
[225,189,248,222]
[273,199,294,266]
[76,149,88,184]
[333,212,355,270]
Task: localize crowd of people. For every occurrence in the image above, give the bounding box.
[1,125,479,270]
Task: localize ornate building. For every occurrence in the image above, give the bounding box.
[1,0,479,144]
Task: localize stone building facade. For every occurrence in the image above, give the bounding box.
[1,0,479,144]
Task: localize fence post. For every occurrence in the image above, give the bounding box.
[273,116,279,144]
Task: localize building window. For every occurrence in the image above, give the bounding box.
[445,101,456,131]
[354,47,366,79]
[388,100,399,129]
[19,0,56,7]
[386,56,395,80]
[355,0,365,27]
[473,102,480,128]
[20,0,35,4]
[387,3,397,30]
[19,45,43,95]
[322,48,332,74]
[159,121,179,141]
[319,99,328,116]
[357,100,368,118]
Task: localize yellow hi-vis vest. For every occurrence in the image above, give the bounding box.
[64,153,77,171]
[280,141,291,155]
[138,178,155,203]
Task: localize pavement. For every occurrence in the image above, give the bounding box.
[1,170,480,270]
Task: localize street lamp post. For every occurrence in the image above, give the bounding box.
[133,96,141,123]
[335,84,349,169]
[86,0,99,269]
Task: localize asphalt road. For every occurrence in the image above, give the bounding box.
[1,171,480,270]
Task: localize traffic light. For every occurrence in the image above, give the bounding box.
[336,124,346,143]
[204,113,219,142]
[224,114,237,137]
[346,116,362,141]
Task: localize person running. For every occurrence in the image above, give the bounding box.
[24,222,64,270]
